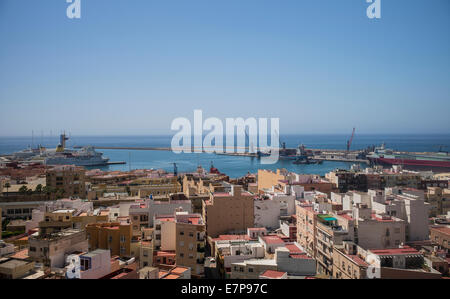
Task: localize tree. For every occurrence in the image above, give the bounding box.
[18,185,28,195]
[56,189,66,199]
[35,184,43,194]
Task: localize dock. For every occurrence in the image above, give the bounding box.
[106,161,126,165]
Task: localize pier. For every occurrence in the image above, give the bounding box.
[73,145,371,164]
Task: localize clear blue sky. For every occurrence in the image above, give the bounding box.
[0,0,449,136]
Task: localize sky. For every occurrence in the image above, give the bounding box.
[0,0,449,136]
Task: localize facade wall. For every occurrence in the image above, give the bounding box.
[332,248,367,279]
[296,204,316,257]
[254,199,280,229]
[46,166,86,199]
[203,187,254,238]
[176,222,206,276]
[356,220,406,249]
[257,169,286,192]
[86,223,132,257]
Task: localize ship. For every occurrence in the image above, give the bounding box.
[367,143,450,170]
[12,133,110,167]
[44,146,110,166]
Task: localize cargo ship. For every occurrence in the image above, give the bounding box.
[367,143,450,170]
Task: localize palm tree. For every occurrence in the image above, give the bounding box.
[4,182,11,196]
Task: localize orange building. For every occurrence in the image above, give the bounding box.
[86,219,132,258]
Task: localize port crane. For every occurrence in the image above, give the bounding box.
[346,128,356,152]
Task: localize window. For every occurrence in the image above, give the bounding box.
[189,232,194,237]
[180,253,184,258]
[108,236,113,243]
[248,268,254,273]
[179,241,184,247]
[179,231,184,236]
[120,235,126,243]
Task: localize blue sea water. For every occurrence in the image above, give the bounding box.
[0,134,449,178]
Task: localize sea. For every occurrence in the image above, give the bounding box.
[0,134,449,178]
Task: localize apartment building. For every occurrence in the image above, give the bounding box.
[147,199,192,227]
[332,241,368,279]
[372,188,430,242]
[86,219,133,258]
[215,239,265,278]
[259,169,333,195]
[230,244,316,279]
[254,196,280,230]
[77,249,113,279]
[426,187,450,217]
[89,175,181,199]
[203,185,254,238]
[0,241,15,257]
[46,165,86,199]
[28,228,88,268]
[153,211,206,276]
[0,257,35,279]
[296,203,318,258]
[315,214,351,276]
[430,226,450,250]
[365,246,442,279]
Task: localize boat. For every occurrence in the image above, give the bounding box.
[293,156,323,165]
[367,143,450,170]
[12,133,110,167]
[44,146,110,166]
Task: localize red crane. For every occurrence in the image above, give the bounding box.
[347,128,355,152]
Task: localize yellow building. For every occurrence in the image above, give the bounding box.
[46,165,86,199]
[203,185,254,238]
[153,212,206,277]
[86,219,133,258]
[257,169,289,192]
